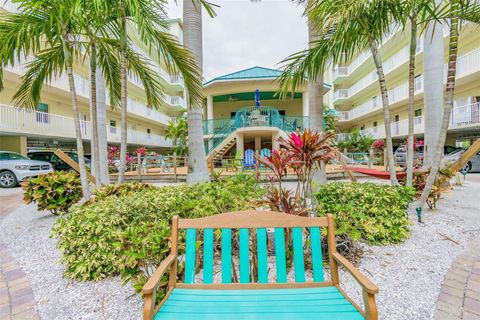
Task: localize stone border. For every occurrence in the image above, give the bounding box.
[434,237,480,320]
[0,244,39,320]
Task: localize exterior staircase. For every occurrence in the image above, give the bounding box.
[206,132,237,163]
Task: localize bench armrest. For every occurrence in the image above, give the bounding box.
[332,252,378,294]
[142,254,176,295]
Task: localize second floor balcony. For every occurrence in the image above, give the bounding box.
[203,106,309,136]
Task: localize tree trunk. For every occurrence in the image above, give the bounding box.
[184,0,210,184]
[96,67,110,184]
[423,0,445,167]
[406,17,417,187]
[308,17,327,186]
[417,7,459,209]
[89,44,101,187]
[117,9,128,185]
[62,34,91,199]
[369,41,398,185]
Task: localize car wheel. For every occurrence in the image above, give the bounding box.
[0,171,18,188]
[460,162,472,175]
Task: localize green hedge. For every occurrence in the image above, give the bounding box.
[52,174,264,291]
[315,182,415,244]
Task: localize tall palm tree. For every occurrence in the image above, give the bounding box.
[0,0,92,198]
[280,0,402,185]
[96,0,205,184]
[183,0,210,184]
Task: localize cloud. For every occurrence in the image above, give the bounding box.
[167,0,308,81]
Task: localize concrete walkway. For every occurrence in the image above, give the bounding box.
[0,188,39,320]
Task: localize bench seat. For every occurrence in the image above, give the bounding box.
[155,286,364,320]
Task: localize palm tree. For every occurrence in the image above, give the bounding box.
[166,114,188,155]
[0,0,92,198]
[417,0,480,208]
[280,0,402,185]
[183,0,211,184]
[96,0,205,185]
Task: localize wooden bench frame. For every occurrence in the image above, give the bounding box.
[142,211,379,320]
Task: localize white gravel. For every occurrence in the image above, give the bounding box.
[0,202,142,320]
[1,175,479,320]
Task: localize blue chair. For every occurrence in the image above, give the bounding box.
[243,149,255,169]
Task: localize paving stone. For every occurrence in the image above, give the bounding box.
[435,308,462,320]
[465,298,480,316]
[438,300,463,318]
[463,311,480,320]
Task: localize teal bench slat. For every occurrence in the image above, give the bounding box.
[239,228,250,283]
[309,227,324,282]
[184,228,196,284]
[155,287,365,320]
[221,228,232,284]
[256,228,268,283]
[203,228,214,284]
[274,228,287,283]
[292,227,306,283]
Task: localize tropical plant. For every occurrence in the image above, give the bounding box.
[337,130,374,153]
[257,129,335,214]
[52,175,264,295]
[316,182,415,244]
[22,171,83,215]
[165,113,188,156]
[372,139,386,150]
[279,0,404,185]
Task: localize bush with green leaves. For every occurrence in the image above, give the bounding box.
[52,174,264,292]
[22,171,82,215]
[315,182,415,244]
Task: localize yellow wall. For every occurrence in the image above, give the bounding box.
[0,136,27,155]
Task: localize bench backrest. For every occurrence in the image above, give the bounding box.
[173,211,336,287]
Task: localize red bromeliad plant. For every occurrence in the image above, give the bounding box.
[257,129,336,215]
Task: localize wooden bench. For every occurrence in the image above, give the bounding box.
[142,211,379,320]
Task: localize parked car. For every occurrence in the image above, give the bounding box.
[0,151,52,188]
[28,151,90,171]
[394,145,460,167]
[443,148,480,174]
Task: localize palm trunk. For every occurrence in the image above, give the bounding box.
[369,41,398,185]
[96,68,110,184]
[418,7,459,209]
[62,34,91,199]
[117,8,128,185]
[406,17,417,187]
[184,0,210,184]
[308,17,327,186]
[89,44,101,187]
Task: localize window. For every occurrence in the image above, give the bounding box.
[36,103,49,123]
[373,121,378,133]
[147,128,151,139]
[394,115,399,122]
[0,152,28,160]
[414,75,423,91]
[110,120,117,134]
[415,109,422,117]
[360,125,365,131]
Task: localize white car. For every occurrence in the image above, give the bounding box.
[0,151,53,188]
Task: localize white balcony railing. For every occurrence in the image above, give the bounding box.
[127,98,171,125]
[333,89,349,101]
[450,102,480,127]
[0,104,172,147]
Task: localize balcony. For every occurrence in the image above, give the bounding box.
[333,89,349,101]
[450,102,480,128]
[0,104,172,147]
[203,106,309,136]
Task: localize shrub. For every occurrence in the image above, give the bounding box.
[52,174,264,292]
[22,171,82,215]
[86,182,154,205]
[315,182,415,244]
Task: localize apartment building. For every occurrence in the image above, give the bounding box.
[326,22,480,147]
[0,1,185,155]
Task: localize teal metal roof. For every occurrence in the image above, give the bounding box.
[204,66,283,86]
[204,66,332,88]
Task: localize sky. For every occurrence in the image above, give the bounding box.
[166,0,308,81]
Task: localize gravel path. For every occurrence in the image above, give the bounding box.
[0,201,142,320]
[0,175,479,319]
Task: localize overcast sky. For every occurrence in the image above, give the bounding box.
[167,0,308,81]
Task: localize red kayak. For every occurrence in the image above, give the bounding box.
[349,167,406,180]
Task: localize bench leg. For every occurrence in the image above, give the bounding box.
[143,291,156,320]
[363,288,378,320]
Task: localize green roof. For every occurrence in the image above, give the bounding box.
[204,66,332,88]
[204,66,283,86]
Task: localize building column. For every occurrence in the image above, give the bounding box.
[302,90,309,117]
[236,133,244,159]
[0,136,27,155]
[255,136,261,152]
[207,95,214,120]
